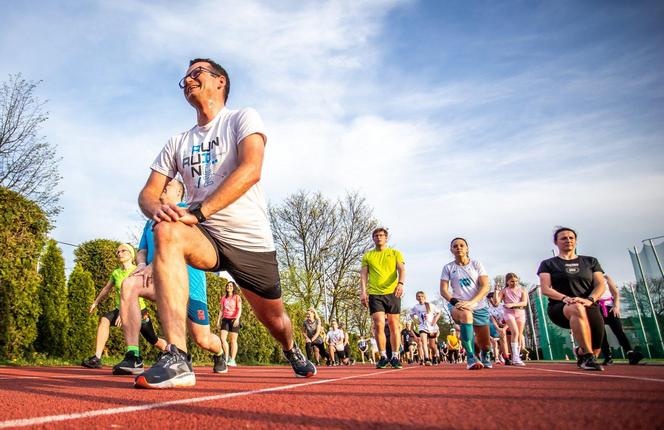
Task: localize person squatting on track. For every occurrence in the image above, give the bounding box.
[82,244,167,369]
[410,291,441,366]
[357,336,371,364]
[136,58,316,389]
[116,179,226,376]
[360,227,406,369]
[496,273,528,366]
[538,227,606,371]
[446,328,461,364]
[440,237,493,370]
[216,281,242,367]
[487,291,511,365]
[599,274,644,365]
[302,307,328,366]
[401,320,417,364]
[326,320,348,365]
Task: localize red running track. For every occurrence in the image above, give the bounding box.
[0,362,663,429]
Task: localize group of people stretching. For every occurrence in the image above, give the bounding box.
[359,226,644,372]
[82,193,244,375]
[80,58,641,389]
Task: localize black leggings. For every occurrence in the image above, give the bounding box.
[547,302,605,350]
[447,349,460,362]
[305,340,328,361]
[601,306,633,358]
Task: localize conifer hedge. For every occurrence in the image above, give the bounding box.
[35,239,68,357]
[0,187,50,359]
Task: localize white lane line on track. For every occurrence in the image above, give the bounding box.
[0,375,108,381]
[0,367,415,429]
[513,365,664,383]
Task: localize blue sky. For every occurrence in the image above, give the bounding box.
[2,0,663,308]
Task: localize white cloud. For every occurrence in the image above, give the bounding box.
[2,0,662,310]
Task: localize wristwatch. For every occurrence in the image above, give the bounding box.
[587,296,596,304]
[188,202,207,223]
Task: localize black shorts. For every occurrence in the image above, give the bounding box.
[419,330,438,339]
[220,317,241,333]
[547,302,605,349]
[197,225,281,299]
[102,308,159,345]
[368,293,401,315]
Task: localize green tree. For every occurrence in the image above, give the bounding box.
[35,239,68,356]
[270,190,377,328]
[0,187,50,359]
[65,264,97,359]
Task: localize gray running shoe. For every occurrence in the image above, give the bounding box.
[82,355,102,369]
[579,354,604,371]
[284,345,317,377]
[480,350,493,369]
[113,351,144,375]
[134,344,195,389]
[212,354,228,373]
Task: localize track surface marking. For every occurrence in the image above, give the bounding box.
[1,363,663,429]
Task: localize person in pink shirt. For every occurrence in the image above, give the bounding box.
[216,281,242,367]
[497,273,528,366]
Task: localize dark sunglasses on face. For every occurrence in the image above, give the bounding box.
[178,66,221,89]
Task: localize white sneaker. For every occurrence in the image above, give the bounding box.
[512,360,526,367]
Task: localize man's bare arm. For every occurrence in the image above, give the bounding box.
[138,171,171,220]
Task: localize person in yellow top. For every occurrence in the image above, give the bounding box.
[82,243,166,369]
[446,327,461,363]
[360,227,406,369]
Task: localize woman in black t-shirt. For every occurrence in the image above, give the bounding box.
[537,227,606,371]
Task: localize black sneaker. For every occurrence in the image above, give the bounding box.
[579,354,604,371]
[389,356,402,369]
[284,345,317,378]
[574,346,584,368]
[113,351,144,375]
[376,356,389,369]
[134,344,195,389]
[212,354,228,373]
[82,355,102,369]
[627,350,645,365]
[602,356,614,366]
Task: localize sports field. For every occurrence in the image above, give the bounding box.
[1,362,662,429]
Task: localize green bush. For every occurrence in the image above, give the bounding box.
[35,239,68,357]
[65,264,97,359]
[0,187,50,359]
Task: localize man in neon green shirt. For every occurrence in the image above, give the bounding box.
[81,243,167,370]
[360,227,406,369]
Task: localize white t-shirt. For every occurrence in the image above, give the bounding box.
[488,303,505,324]
[327,328,345,350]
[599,278,613,302]
[440,260,489,310]
[410,303,440,333]
[151,107,274,252]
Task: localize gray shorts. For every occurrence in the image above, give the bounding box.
[197,225,281,300]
